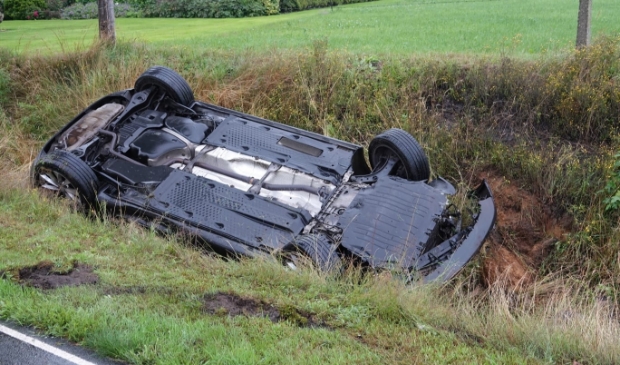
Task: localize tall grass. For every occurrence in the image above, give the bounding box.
[383,274,620,364]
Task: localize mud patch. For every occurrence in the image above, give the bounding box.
[1,261,98,289]
[478,172,572,288]
[202,292,324,327]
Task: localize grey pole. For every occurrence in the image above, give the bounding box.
[98,0,116,44]
[576,0,592,48]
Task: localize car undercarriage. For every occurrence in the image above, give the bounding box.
[32,66,496,282]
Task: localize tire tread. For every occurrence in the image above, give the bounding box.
[34,150,99,206]
[369,128,430,181]
[135,66,194,106]
[287,234,342,272]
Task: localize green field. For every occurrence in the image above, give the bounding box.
[2,0,620,56]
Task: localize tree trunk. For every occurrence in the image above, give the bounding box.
[98,0,116,44]
[576,0,592,48]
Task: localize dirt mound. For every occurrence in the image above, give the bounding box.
[202,292,322,327]
[1,261,99,289]
[478,172,572,289]
[482,245,533,288]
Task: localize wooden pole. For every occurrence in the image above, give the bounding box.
[576,0,592,48]
[98,0,116,44]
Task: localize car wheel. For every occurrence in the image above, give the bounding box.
[283,234,342,273]
[368,128,430,181]
[135,66,195,107]
[34,150,99,209]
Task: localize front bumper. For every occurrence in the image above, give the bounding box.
[420,180,496,282]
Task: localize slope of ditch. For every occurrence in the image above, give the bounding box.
[479,171,573,288]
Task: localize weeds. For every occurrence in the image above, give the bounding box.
[601,152,620,212]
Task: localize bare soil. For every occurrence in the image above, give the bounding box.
[202,292,324,327]
[479,172,572,289]
[1,261,99,289]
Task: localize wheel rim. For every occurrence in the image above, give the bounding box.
[285,260,299,271]
[38,168,78,200]
[282,251,302,271]
[372,146,408,179]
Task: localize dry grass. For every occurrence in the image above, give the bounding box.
[390,273,620,363]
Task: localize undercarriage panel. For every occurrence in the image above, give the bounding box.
[338,177,448,268]
[143,170,310,249]
[204,117,354,184]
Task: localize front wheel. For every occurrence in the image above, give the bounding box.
[34,150,99,209]
[368,128,430,181]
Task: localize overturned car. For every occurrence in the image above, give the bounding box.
[32,66,495,282]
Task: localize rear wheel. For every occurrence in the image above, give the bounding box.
[368,128,430,181]
[135,66,194,107]
[34,150,99,209]
[282,234,342,273]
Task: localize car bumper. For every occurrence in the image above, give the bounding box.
[421,180,496,283]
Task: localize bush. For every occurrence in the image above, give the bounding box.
[45,0,71,11]
[43,0,69,19]
[143,0,276,18]
[3,0,46,19]
[41,9,60,17]
[114,2,141,17]
[262,0,279,15]
[280,0,373,13]
[60,1,96,18]
[61,1,138,19]
[139,0,371,17]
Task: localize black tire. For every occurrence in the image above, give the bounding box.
[135,66,194,107]
[34,150,99,208]
[283,234,342,272]
[368,128,430,181]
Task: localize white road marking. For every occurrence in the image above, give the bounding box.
[0,324,98,365]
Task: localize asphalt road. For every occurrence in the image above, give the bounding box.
[0,321,123,365]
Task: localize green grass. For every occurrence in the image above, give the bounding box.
[1,0,620,56]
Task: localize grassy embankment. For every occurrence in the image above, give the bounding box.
[2,0,620,363]
[2,37,620,363]
[1,0,620,56]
